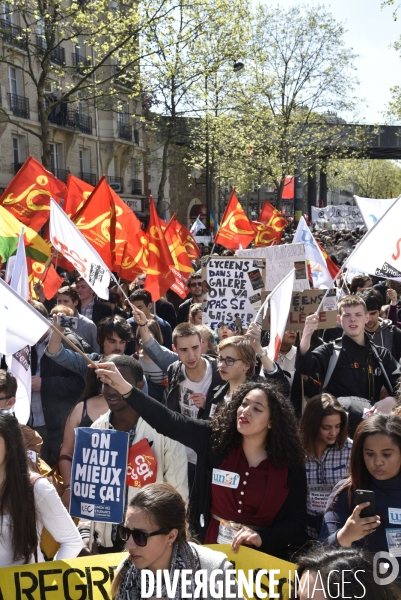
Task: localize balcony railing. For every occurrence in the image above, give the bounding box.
[131,179,142,195]
[13,162,24,174]
[47,104,92,134]
[118,121,132,141]
[114,65,135,89]
[8,93,29,119]
[80,172,96,185]
[72,52,91,75]
[36,36,66,65]
[50,168,70,183]
[0,20,27,50]
[107,176,123,192]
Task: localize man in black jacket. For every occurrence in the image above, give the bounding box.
[361,288,401,361]
[295,295,401,433]
[176,273,203,324]
[75,277,112,325]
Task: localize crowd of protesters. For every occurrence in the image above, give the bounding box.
[0,229,401,599]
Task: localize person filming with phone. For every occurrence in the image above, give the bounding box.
[320,413,401,576]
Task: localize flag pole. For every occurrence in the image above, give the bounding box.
[49,323,99,367]
[38,249,58,283]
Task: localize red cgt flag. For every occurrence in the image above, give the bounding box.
[215,190,255,250]
[0,156,67,232]
[178,224,201,259]
[72,176,115,270]
[251,221,283,247]
[144,197,175,301]
[28,258,64,301]
[64,174,93,217]
[258,201,288,231]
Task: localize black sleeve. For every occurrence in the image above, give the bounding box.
[262,363,290,397]
[380,348,401,394]
[41,372,85,403]
[258,465,307,554]
[294,343,333,384]
[124,386,211,453]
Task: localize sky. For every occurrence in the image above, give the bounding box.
[273,0,401,124]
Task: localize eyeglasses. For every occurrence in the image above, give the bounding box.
[190,282,202,287]
[135,284,145,289]
[0,396,12,402]
[217,356,242,367]
[116,524,172,546]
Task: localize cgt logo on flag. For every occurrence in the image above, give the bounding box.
[126,439,157,488]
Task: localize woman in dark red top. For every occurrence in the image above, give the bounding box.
[95,362,307,558]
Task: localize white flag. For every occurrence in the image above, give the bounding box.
[50,199,110,299]
[268,269,295,361]
[0,278,50,355]
[354,195,399,230]
[190,215,206,235]
[5,229,32,424]
[346,200,401,281]
[292,216,332,288]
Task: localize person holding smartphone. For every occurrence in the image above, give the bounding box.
[320,413,401,574]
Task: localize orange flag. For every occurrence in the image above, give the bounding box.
[72,176,115,270]
[165,216,194,276]
[144,197,175,301]
[109,186,148,278]
[214,190,255,250]
[178,224,201,259]
[64,174,93,217]
[0,156,67,232]
[28,258,64,300]
[251,221,283,247]
[258,201,288,231]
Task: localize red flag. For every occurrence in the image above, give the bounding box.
[28,258,63,300]
[64,175,93,217]
[214,190,255,250]
[0,156,66,232]
[165,216,194,276]
[251,221,282,247]
[144,197,175,301]
[72,176,115,270]
[317,241,340,280]
[178,224,201,259]
[258,201,288,230]
[281,176,295,200]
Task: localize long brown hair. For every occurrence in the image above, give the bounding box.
[334,414,401,505]
[211,380,305,469]
[0,414,38,562]
[300,393,348,457]
[111,483,190,598]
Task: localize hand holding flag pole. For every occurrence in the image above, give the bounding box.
[49,322,99,367]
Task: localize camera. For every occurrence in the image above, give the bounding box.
[56,314,78,329]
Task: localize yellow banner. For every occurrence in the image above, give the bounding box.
[0,546,296,600]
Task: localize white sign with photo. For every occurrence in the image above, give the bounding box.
[236,243,309,292]
[311,205,365,230]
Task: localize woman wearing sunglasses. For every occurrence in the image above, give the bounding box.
[95,363,306,559]
[111,483,240,599]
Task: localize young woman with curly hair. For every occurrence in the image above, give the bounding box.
[94,363,307,560]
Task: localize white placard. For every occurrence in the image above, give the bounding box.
[236,243,309,292]
[201,257,266,328]
[311,205,365,230]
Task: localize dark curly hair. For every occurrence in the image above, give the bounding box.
[210,380,305,469]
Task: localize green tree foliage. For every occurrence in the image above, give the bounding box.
[327,158,401,198]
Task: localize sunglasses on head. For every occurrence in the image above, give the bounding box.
[116,524,172,546]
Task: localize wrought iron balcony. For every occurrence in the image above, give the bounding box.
[8,93,29,119]
[36,36,66,65]
[118,122,132,141]
[50,168,70,183]
[131,179,142,195]
[80,172,96,185]
[114,65,135,89]
[76,112,92,134]
[72,52,91,75]
[0,20,27,50]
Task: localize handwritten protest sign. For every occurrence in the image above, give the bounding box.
[70,428,129,523]
[236,243,309,291]
[201,257,266,328]
[262,289,338,330]
[311,205,364,230]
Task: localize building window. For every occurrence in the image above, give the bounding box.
[12,135,26,173]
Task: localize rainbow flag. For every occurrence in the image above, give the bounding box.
[0,206,50,265]
[209,210,218,231]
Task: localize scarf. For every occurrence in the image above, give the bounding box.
[115,541,200,600]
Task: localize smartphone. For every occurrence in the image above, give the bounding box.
[355,490,376,518]
[56,314,78,329]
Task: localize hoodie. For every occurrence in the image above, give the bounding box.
[367,318,401,362]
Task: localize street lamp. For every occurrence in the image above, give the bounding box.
[205,60,245,236]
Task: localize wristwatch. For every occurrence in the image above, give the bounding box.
[256,349,268,359]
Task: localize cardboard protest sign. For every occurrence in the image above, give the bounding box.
[262,289,338,330]
[236,243,309,291]
[70,428,129,523]
[201,257,266,328]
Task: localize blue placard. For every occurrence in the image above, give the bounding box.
[70,428,129,523]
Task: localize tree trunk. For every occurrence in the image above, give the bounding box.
[156,130,172,216]
[37,82,50,169]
